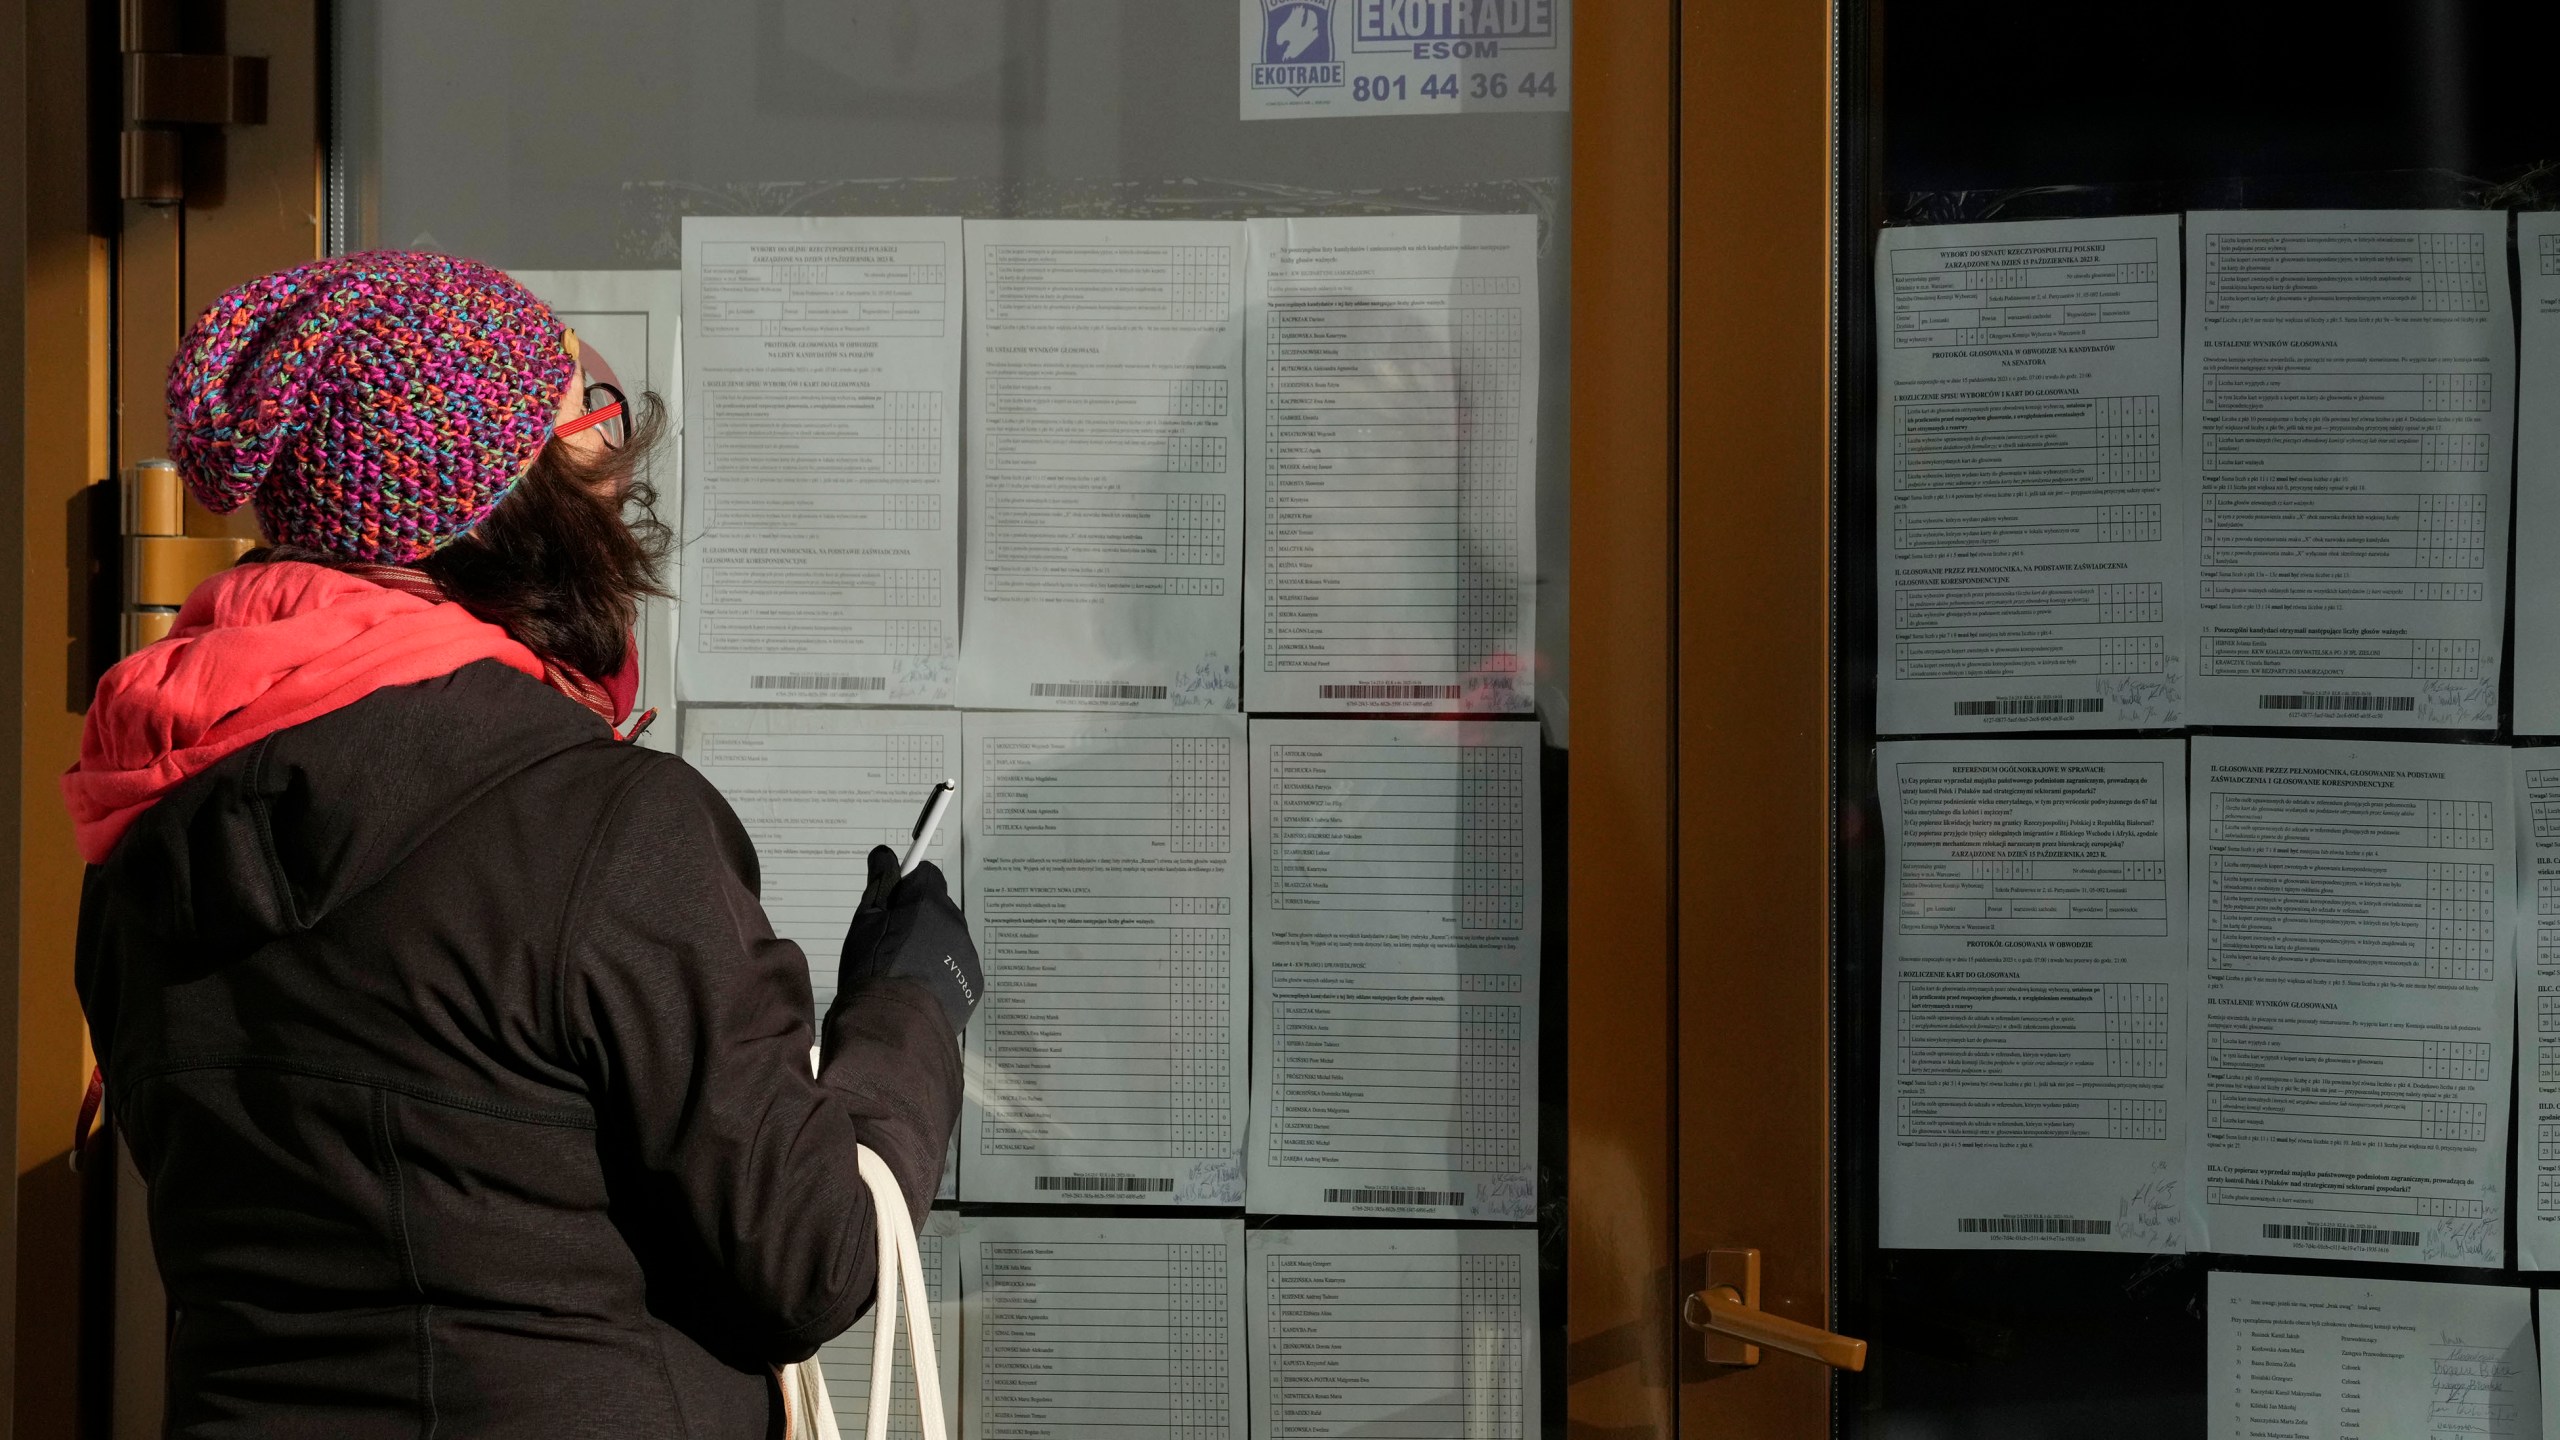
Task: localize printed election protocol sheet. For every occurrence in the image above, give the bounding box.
[2185,211,2514,729]
[959,220,1246,713]
[2188,736,2512,1267]
[959,712,1250,1206]
[679,216,963,705]
[1877,739,2188,1252]
[1247,719,1541,1220]
[1874,216,2188,734]
[2211,1271,2533,1440]
[1244,215,1539,715]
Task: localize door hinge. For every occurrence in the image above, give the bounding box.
[122,461,253,651]
[119,0,268,205]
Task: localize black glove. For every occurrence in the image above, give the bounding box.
[837,845,982,1031]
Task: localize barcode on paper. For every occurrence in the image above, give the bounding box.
[1034,1175,1174,1194]
[1319,683,1463,701]
[2255,693,2415,713]
[1952,698,2106,717]
[1957,1216,2111,1236]
[2261,1222,2420,1247]
[750,674,885,692]
[1030,682,1168,701]
[1324,1187,1465,1207]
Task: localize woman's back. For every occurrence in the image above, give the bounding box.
[81,654,959,1437]
[71,251,979,1436]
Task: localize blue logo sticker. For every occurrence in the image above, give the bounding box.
[1254,0,1344,94]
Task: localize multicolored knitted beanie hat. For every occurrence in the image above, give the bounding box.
[167,251,575,564]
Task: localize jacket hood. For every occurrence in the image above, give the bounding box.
[91,658,613,954]
[64,561,549,863]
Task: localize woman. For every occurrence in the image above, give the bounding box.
[66,251,978,1437]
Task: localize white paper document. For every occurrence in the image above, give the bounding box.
[1245,215,1539,715]
[681,708,963,1011]
[1876,740,2187,1252]
[2515,752,2560,1269]
[812,1211,958,1439]
[960,1215,1245,1440]
[2188,737,2513,1267]
[958,712,1248,1205]
[2211,1271,2534,1440]
[1873,217,2186,733]
[2513,215,2560,733]
[1247,719,1541,1221]
[2186,211,2514,728]
[1248,1227,1539,1440]
[958,220,1246,712]
[2544,1292,2560,1439]
[679,217,963,705]
[511,270,684,751]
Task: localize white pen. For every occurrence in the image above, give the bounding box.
[900,779,957,877]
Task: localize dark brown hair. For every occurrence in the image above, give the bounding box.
[255,393,673,681]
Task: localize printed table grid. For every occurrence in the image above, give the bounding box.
[1171,245,1232,322]
[974,1239,1233,1439]
[1168,378,1231,417]
[1459,748,1527,931]
[696,612,942,658]
[2542,1123,2560,1162]
[2544,233,2560,277]
[1171,934,1235,1156]
[1892,394,2168,496]
[1894,982,2168,1081]
[974,912,1236,1160]
[1261,1251,1526,1439]
[1888,240,2163,347]
[980,737,1234,853]
[1167,494,1228,567]
[2544,1171,2560,1216]
[1892,1096,2165,1140]
[1265,998,1523,1171]
[694,241,951,339]
[2204,231,2489,315]
[2204,855,2493,979]
[1258,299,1527,676]
[1266,743,1529,929]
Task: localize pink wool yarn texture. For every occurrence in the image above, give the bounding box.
[166,251,576,565]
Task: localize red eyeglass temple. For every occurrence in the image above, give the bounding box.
[553,398,623,440]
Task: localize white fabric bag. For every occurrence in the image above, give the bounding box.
[779,1145,947,1440]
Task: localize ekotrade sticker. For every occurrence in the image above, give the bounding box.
[1240,0,1570,121]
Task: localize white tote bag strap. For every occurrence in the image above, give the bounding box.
[779,1145,945,1440]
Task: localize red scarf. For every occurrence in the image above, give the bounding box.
[62,561,644,864]
[343,562,640,725]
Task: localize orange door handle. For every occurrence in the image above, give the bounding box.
[1681,1248,1869,1372]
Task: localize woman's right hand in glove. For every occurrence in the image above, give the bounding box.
[836,845,983,1030]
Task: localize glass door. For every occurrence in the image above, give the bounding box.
[321,4,1593,1437]
[1838,5,2560,1435]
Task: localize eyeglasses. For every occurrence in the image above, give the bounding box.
[554,330,630,450]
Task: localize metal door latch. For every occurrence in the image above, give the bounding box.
[1681,1248,1869,1371]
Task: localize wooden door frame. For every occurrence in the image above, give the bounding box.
[5,1,322,1433]
[1674,0,1838,1434]
[1564,0,1682,1435]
